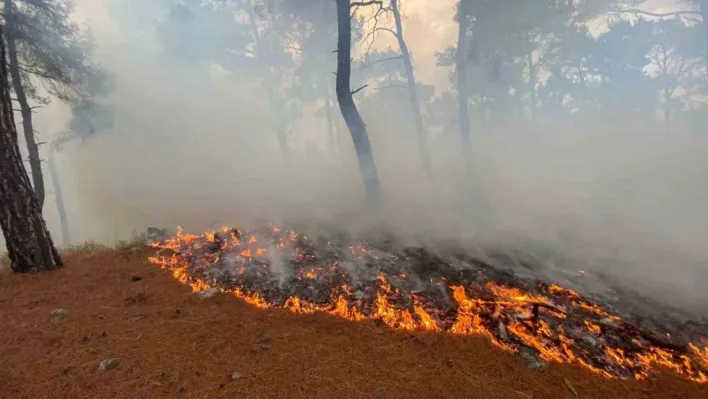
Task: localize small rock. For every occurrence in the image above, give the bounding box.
[176,386,186,393]
[197,288,219,299]
[519,348,547,369]
[97,358,120,372]
[497,320,508,341]
[231,372,242,380]
[62,366,72,375]
[125,293,147,306]
[599,317,619,328]
[80,336,90,344]
[261,334,272,344]
[581,335,597,346]
[100,331,108,338]
[50,309,68,324]
[131,275,142,282]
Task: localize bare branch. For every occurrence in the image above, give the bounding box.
[351,84,368,96]
[612,8,701,19]
[350,1,383,8]
[357,55,403,70]
[376,84,407,90]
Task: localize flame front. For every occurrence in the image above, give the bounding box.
[148,225,708,384]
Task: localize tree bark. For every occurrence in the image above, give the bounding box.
[4,0,46,209]
[390,0,433,182]
[455,2,473,175]
[0,26,62,273]
[47,155,70,247]
[336,0,381,201]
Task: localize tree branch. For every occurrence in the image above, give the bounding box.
[612,8,701,18]
[351,84,368,96]
[376,84,407,90]
[350,1,383,8]
[357,55,403,70]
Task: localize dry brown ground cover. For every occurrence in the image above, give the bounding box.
[0,247,706,399]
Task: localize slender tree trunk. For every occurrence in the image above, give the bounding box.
[455,3,473,175]
[4,0,45,209]
[324,90,336,155]
[455,1,490,221]
[331,88,343,153]
[390,0,433,182]
[246,0,289,159]
[266,81,290,159]
[527,50,537,124]
[0,26,62,273]
[336,0,381,201]
[47,155,70,247]
[699,1,708,53]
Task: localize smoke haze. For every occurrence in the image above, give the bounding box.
[4,0,708,315]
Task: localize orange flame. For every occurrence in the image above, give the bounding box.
[148,226,708,384]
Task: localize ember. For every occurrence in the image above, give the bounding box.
[148,225,708,384]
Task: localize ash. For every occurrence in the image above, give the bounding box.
[150,225,708,383]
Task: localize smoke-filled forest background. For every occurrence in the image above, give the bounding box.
[3,0,708,311]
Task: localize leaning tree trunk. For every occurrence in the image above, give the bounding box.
[4,0,46,209]
[390,0,434,183]
[0,26,62,273]
[336,0,381,201]
[47,155,70,246]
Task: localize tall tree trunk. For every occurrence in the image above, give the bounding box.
[47,155,70,247]
[455,2,473,175]
[266,81,290,159]
[699,1,708,53]
[246,0,289,159]
[390,0,433,182]
[4,0,45,209]
[331,87,343,154]
[324,90,336,155]
[336,0,381,201]
[527,50,537,124]
[0,26,62,273]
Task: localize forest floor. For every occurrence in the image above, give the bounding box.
[0,246,706,399]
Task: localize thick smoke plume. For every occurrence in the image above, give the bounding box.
[10,0,708,316]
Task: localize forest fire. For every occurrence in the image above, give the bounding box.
[148,225,708,384]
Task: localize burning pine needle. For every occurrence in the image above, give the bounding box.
[148,225,708,384]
